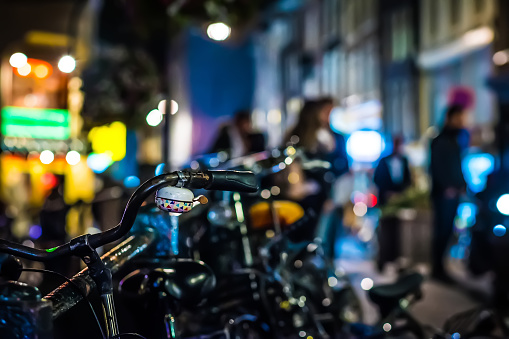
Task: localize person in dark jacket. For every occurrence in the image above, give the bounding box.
[430,105,468,282]
[211,110,265,158]
[374,136,412,205]
[374,136,412,271]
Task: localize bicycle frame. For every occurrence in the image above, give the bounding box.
[46,228,156,319]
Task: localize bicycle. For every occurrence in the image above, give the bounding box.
[0,170,257,339]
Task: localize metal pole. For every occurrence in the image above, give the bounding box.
[163,105,171,168]
[162,9,172,170]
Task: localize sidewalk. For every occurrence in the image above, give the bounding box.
[335,235,491,328]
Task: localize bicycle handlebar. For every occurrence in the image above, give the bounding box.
[0,170,257,262]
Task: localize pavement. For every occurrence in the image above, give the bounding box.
[335,235,492,329]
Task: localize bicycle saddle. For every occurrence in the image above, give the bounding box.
[369,273,423,315]
[120,259,216,307]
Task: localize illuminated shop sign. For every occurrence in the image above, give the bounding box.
[1,106,71,140]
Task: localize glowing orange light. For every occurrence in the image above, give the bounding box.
[13,58,53,79]
[34,64,49,79]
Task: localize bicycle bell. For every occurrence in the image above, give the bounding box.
[156,186,208,213]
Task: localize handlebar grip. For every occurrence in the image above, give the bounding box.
[204,170,258,193]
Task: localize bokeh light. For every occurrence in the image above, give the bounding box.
[9,52,28,68]
[207,22,231,41]
[155,162,166,176]
[40,150,54,164]
[346,130,384,162]
[58,55,76,73]
[360,278,374,290]
[123,176,141,188]
[493,225,506,237]
[146,109,163,126]
[29,225,42,239]
[17,63,31,76]
[34,64,49,79]
[383,323,392,332]
[493,50,509,66]
[66,151,81,165]
[87,153,113,173]
[353,202,368,217]
[496,194,509,215]
[261,189,271,199]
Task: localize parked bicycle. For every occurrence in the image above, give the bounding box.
[0,170,257,339]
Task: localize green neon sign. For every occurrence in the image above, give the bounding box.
[1,106,71,140]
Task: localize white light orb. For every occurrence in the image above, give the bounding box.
[493,50,509,66]
[170,100,179,115]
[207,22,231,41]
[17,63,31,76]
[146,109,163,126]
[40,150,55,164]
[497,194,509,215]
[9,53,28,68]
[383,323,392,332]
[66,151,81,165]
[360,278,374,291]
[58,55,76,73]
[353,202,368,217]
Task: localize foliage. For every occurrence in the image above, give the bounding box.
[379,187,431,218]
[81,46,160,129]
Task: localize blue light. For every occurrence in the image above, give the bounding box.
[87,153,113,174]
[456,202,477,228]
[452,333,461,339]
[493,225,507,237]
[155,163,166,176]
[346,130,384,163]
[497,194,509,215]
[29,225,42,239]
[123,176,140,188]
[462,153,494,193]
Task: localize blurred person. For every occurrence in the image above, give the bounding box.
[430,105,469,282]
[374,136,411,271]
[211,110,265,158]
[285,98,349,247]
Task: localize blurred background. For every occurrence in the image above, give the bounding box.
[2,0,509,328]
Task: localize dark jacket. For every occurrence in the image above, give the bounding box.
[374,154,411,206]
[325,133,349,178]
[430,127,467,198]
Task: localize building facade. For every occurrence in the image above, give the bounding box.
[379,0,420,141]
[418,0,496,132]
[253,0,382,146]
